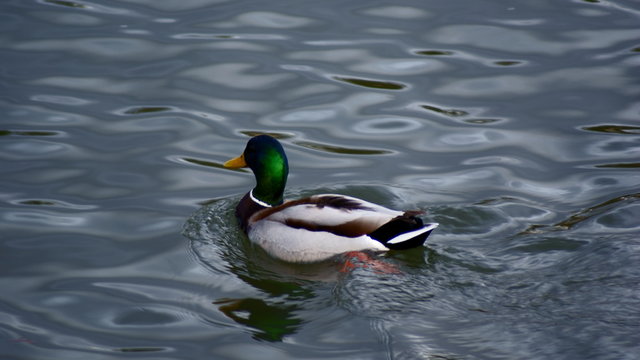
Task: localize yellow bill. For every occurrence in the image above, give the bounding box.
[224,154,247,168]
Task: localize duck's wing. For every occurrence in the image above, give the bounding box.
[251,194,403,237]
[247,194,438,262]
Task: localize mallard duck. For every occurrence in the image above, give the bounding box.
[223,135,438,262]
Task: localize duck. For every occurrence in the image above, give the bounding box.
[223,135,438,263]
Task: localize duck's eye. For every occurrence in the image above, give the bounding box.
[245,145,256,156]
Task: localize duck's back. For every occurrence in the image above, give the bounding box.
[245,194,433,262]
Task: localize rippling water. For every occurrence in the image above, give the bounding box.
[2,0,640,359]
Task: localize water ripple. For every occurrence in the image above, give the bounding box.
[5,210,87,227]
[294,140,393,155]
[216,11,315,29]
[582,124,640,135]
[39,0,140,16]
[181,63,295,90]
[14,38,179,59]
[430,25,640,55]
[332,76,407,91]
[434,66,631,97]
[3,0,640,358]
[352,117,422,134]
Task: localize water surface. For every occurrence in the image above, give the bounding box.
[1,0,639,359]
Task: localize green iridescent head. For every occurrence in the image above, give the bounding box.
[224,135,289,206]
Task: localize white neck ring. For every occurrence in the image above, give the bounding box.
[250,189,272,208]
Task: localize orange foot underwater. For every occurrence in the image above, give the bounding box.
[339,251,402,274]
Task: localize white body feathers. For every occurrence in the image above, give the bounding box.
[246,194,437,262]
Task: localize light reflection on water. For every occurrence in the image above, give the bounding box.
[2,0,640,359]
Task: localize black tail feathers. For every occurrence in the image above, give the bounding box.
[368,212,438,250]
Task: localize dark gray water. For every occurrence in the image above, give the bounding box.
[2,0,640,359]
